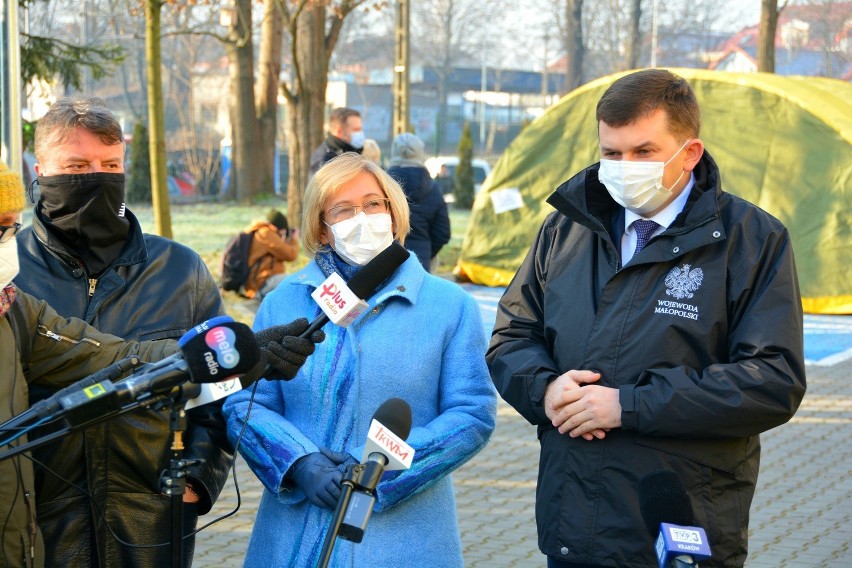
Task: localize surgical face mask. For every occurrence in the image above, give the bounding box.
[0,236,20,289]
[326,212,393,266]
[349,130,365,150]
[598,139,691,215]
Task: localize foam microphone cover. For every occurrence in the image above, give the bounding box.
[348,242,410,298]
[639,470,695,536]
[372,397,413,440]
[183,321,265,383]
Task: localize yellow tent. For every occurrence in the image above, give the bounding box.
[457,69,852,314]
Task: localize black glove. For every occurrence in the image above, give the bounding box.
[289,452,344,509]
[255,318,325,380]
[320,447,359,476]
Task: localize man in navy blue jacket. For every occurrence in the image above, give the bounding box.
[488,69,806,568]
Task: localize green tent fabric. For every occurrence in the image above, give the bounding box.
[457,68,852,314]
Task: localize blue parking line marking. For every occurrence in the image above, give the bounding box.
[804,315,852,366]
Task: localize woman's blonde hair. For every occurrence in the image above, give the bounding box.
[302,153,410,255]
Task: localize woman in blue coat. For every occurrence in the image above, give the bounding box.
[223,153,497,568]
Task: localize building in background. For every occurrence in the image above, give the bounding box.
[709,2,852,78]
[329,65,564,160]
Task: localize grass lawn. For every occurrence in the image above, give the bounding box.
[128,200,472,323]
[130,200,472,274]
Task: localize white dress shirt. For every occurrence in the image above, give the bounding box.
[621,173,696,262]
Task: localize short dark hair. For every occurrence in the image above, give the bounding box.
[328,107,361,130]
[266,209,288,231]
[34,96,124,162]
[596,69,700,141]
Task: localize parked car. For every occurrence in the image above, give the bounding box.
[424,156,491,202]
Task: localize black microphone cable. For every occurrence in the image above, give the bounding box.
[21,383,263,553]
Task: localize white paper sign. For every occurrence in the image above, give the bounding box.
[490,187,525,214]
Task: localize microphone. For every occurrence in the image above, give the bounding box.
[0,317,240,434]
[45,321,264,426]
[360,397,414,472]
[301,242,410,338]
[0,356,143,434]
[338,398,414,543]
[639,471,712,567]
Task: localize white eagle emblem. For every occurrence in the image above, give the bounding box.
[664,264,704,299]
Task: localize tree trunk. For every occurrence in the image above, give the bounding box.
[563,0,584,94]
[145,0,172,238]
[625,0,642,70]
[229,0,260,203]
[285,4,328,228]
[758,0,778,73]
[256,0,284,197]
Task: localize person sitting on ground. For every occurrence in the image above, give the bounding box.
[244,209,300,300]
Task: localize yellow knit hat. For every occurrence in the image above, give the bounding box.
[0,161,26,215]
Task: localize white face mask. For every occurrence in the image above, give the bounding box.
[598,139,691,215]
[349,130,365,150]
[327,212,393,266]
[0,236,20,289]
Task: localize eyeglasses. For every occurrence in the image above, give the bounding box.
[0,222,21,243]
[323,198,390,224]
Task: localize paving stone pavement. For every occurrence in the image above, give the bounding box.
[192,362,851,567]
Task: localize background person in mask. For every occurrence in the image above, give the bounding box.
[14,96,233,568]
[487,69,805,568]
[221,152,497,567]
[309,107,364,176]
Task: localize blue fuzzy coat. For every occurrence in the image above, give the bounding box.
[223,255,497,567]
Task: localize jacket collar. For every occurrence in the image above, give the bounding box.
[325,134,361,156]
[547,150,724,237]
[32,207,149,269]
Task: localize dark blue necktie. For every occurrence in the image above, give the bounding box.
[632,219,660,257]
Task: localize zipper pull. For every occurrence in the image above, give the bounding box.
[88,278,97,297]
[24,491,36,558]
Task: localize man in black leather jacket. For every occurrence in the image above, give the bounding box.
[15,96,231,567]
[309,107,364,176]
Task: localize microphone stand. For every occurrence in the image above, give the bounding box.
[316,461,383,568]
[160,403,202,568]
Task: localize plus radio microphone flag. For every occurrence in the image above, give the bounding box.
[640,471,712,567]
[301,242,409,338]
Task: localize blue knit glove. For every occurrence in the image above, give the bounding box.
[289,452,343,509]
[320,448,359,476]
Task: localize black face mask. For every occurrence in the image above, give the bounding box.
[37,173,130,276]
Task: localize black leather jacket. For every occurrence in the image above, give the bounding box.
[309,134,361,175]
[15,210,232,568]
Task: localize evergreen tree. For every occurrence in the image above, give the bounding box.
[20,0,125,91]
[127,122,152,203]
[454,122,475,209]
